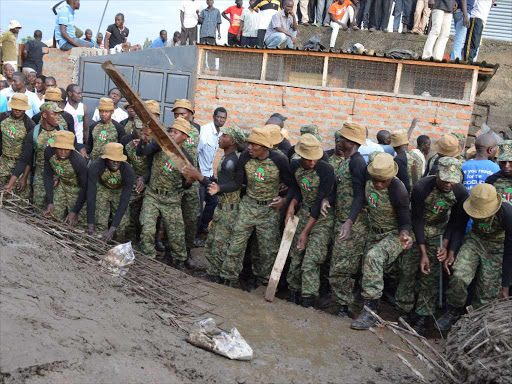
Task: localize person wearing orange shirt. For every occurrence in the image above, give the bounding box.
[329,0,355,49]
[222,0,244,45]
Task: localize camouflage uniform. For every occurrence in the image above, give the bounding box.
[0,117,31,200]
[89,122,118,161]
[290,125,322,161]
[123,120,135,136]
[406,150,423,189]
[181,125,200,250]
[95,168,130,241]
[493,177,512,204]
[140,151,189,261]
[329,157,369,307]
[361,180,407,300]
[287,165,335,297]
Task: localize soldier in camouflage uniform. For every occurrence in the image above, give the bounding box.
[136,118,196,269]
[121,102,136,135]
[351,153,414,330]
[486,140,512,205]
[121,117,150,243]
[285,134,335,307]
[43,131,87,226]
[86,143,135,242]
[264,124,287,158]
[395,157,467,334]
[425,134,461,176]
[86,97,126,162]
[391,129,423,194]
[327,129,344,168]
[437,183,512,331]
[182,126,246,282]
[289,124,323,161]
[220,127,298,287]
[0,94,35,201]
[324,123,369,318]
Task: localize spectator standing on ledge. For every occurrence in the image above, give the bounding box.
[463,0,493,62]
[0,21,22,71]
[253,0,281,47]
[105,13,129,54]
[238,1,260,46]
[264,0,298,48]
[411,0,433,34]
[199,0,222,44]
[394,0,415,33]
[223,0,244,45]
[170,31,182,46]
[152,30,168,48]
[55,0,94,51]
[22,30,48,77]
[449,0,471,59]
[181,0,203,45]
[315,0,333,27]
[329,0,356,49]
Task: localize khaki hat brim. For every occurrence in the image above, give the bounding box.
[434,141,460,157]
[269,134,284,146]
[340,131,366,146]
[391,139,408,147]
[368,161,399,181]
[171,127,190,137]
[295,145,324,161]
[171,105,193,114]
[51,143,75,150]
[246,137,270,148]
[463,192,502,219]
[8,102,31,111]
[101,153,127,162]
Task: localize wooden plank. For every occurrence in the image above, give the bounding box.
[322,56,329,87]
[265,216,300,302]
[260,52,268,81]
[469,68,479,102]
[393,63,403,95]
[101,61,191,171]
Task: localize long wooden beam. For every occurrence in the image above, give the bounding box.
[101,60,191,171]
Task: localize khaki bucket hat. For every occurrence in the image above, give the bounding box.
[98,97,115,112]
[101,143,127,162]
[44,87,63,102]
[368,152,398,180]
[463,184,502,219]
[8,93,31,111]
[295,134,324,161]
[339,122,366,146]
[497,140,512,162]
[171,99,194,113]
[51,131,75,150]
[435,134,460,157]
[438,157,462,183]
[391,129,408,147]
[246,127,272,148]
[145,100,161,115]
[281,128,289,140]
[264,124,284,145]
[170,117,191,137]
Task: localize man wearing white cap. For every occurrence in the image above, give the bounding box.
[0,21,22,71]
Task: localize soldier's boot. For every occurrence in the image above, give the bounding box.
[413,315,428,336]
[207,275,223,284]
[185,249,195,269]
[334,305,353,319]
[399,311,419,328]
[174,260,187,271]
[351,299,380,330]
[287,290,301,305]
[245,278,258,292]
[301,296,315,308]
[155,237,166,252]
[224,279,242,289]
[317,293,333,308]
[436,305,463,331]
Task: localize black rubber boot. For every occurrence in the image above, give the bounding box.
[400,311,419,328]
[207,275,222,284]
[317,293,333,309]
[334,305,352,319]
[245,278,258,292]
[436,305,462,331]
[413,315,428,336]
[288,290,300,304]
[350,299,379,330]
[301,296,315,308]
[155,238,166,252]
[173,260,186,271]
[224,279,242,289]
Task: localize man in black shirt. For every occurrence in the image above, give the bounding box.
[22,30,48,76]
[267,113,292,156]
[86,142,135,242]
[105,13,129,54]
[391,129,422,194]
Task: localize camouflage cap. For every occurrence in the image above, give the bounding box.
[438,157,462,183]
[133,117,144,130]
[334,129,342,140]
[221,126,246,146]
[452,132,466,141]
[300,124,322,142]
[40,101,63,113]
[498,140,512,162]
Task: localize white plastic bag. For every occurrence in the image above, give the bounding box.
[100,242,135,276]
[187,318,253,361]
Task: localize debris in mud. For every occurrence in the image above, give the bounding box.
[100,242,135,276]
[187,318,253,361]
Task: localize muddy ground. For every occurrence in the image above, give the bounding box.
[0,209,432,384]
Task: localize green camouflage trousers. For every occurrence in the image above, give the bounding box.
[32,168,47,210]
[287,206,334,297]
[95,183,129,242]
[395,246,420,314]
[205,204,239,277]
[361,230,404,300]
[181,184,200,250]
[53,182,86,227]
[446,235,503,309]
[126,190,144,242]
[220,196,281,283]
[0,174,31,202]
[140,190,187,261]
[329,214,369,306]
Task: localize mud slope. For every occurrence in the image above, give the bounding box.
[0,210,423,384]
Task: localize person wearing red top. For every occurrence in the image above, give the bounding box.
[222,0,244,45]
[329,0,355,49]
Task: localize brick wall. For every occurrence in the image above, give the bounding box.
[193,78,473,149]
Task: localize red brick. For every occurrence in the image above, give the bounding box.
[355,102,369,108]
[291,88,304,93]
[397,98,410,104]
[413,100,428,105]
[387,106,399,111]
[365,94,379,100]
[257,84,270,89]
[333,91,346,97]
[367,119,380,125]
[348,93,362,98]
[407,108,419,113]
[293,95,306,101]
[377,113,390,118]
[380,96,394,102]
[447,104,463,109]
[456,112,471,120]
[371,104,385,109]
[440,111,453,117]
[360,110,373,117]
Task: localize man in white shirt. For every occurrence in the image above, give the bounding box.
[180,0,203,45]
[64,84,88,144]
[463,0,494,61]
[411,134,431,175]
[197,107,227,238]
[91,88,128,123]
[0,72,40,118]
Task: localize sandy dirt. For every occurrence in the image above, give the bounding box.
[0,209,428,384]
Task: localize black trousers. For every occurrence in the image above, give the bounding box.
[363,0,391,29]
[257,29,266,47]
[227,33,238,46]
[241,36,258,47]
[463,17,484,62]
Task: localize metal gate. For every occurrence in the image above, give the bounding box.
[78,45,199,126]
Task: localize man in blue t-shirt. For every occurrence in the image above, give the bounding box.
[54,0,94,51]
[462,133,499,193]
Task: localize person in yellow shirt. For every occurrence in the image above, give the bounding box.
[0,21,22,71]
